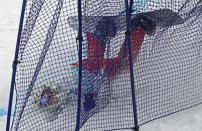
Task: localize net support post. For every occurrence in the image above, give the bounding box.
[124,0,139,130]
[75,0,83,130]
[6,0,27,131]
[132,127,140,131]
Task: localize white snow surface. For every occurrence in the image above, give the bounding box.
[0,0,201,131]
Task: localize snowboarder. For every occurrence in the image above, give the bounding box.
[72,14,155,76]
[70,9,185,76]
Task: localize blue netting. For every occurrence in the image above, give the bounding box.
[9,0,202,131]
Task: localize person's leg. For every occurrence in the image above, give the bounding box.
[103,27,146,76]
[86,33,105,72]
[122,15,155,70]
[72,17,117,73]
[72,33,105,73]
[123,27,146,69]
[103,15,156,74]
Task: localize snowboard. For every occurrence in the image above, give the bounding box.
[67,9,185,33]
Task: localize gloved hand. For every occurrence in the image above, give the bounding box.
[94,17,117,43]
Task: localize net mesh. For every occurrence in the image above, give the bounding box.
[10,0,202,131]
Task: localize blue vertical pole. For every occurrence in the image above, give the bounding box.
[6,0,27,131]
[124,0,139,130]
[129,0,134,14]
[75,0,83,130]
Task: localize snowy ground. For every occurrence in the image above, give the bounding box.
[0,0,202,131]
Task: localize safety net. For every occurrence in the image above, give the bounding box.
[9,0,202,131]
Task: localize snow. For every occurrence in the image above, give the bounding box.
[0,115,7,130]
[0,0,201,131]
[0,0,20,109]
[0,0,21,131]
[140,104,202,131]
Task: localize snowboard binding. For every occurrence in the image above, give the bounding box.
[131,14,156,34]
